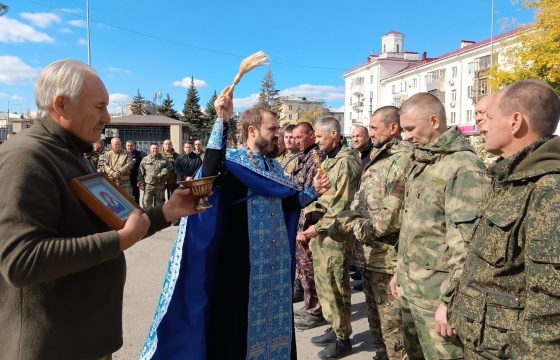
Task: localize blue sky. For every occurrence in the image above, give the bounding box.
[0,0,535,116]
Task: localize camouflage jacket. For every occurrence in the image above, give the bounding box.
[395,127,490,307]
[86,148,106,171]
[161,150,179,185]
[334,140,414,274]
[102,149,133,180]
[307,145,361,240]
[276,149,301,179]
[450,136,560,359]
[293,143,326,231]
[138,154,172,187]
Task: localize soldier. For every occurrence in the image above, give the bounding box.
[292,122,328,330]
[194,139,205,160]
[103,137,133,197]
[277,124,301,179]
[138,143,172,210]
[351,125,374,168]
[86,139,107,170]
[449,79,560,359]
[473,95,498,168]
[390,93,490,360]
[161,139,179,200]
[125,140,144,204]
[334,106,412,360]
[300,117,361,359]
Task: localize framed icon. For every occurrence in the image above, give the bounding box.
[69,173,142,230]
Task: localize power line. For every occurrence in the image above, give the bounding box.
[26,0,347,71]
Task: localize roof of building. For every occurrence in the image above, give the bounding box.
[385,30,403,36]
[109,115,189,126]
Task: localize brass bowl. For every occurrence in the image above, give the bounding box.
[179,175,218,210]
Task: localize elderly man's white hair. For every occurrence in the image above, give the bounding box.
[315,116,341,135]
[35,59,98,113]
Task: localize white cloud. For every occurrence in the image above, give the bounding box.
[11,95,24,100]
[61,8,84,14]
[20,12,61,28]
[0,17,54,43]
[108,67,130,74]
[108,93,131,115]
[0,93,8,97]
[58,28,72,33]
[172,77,209,89]
[233,93,260,111]
[0,56,39,85]
[68,19,86,28]
[279,84,345,103]
[77,38,88,46]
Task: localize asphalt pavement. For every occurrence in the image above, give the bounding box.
[114,226,376,360]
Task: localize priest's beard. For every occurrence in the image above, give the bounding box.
[254,134,279,158]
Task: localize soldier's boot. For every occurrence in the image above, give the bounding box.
[318,338,352,359]
[372,342,389,360]
[293,305,307,319]
[294,312,328,330]
[292,278,304,303]
[311,327,337,347]
[353,282,363,291]
[350,270,362,281]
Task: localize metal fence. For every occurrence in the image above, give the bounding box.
[0,125,13,141]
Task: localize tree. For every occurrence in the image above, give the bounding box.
[182,77,204,127]
[296,109,325,127]
[255,67,282,116]
[228,115,239,147]
[130,89,147,115]
[204,90,218,125]
[490,0,560,93]
[157,93,180,120]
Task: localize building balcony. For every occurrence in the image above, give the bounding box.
[351,102,364,111]
[352,84,364,96]
[351,117,365,125]
[426,80,445,92]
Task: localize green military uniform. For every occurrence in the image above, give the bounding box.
[450,136,560,360]
[473,136,498,168]
[276,149,300,179]
[103,149,133,198]
[138,153,171,210]
[161,150,179,199]
[395,127,490,360]
[309,145,361,340]
[86,147,107,172]
[335,139,414,359]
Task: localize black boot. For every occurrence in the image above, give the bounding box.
[292,278,304,303]
[318,338,352,359]
[372,343,389,360]
[311,327,337,347]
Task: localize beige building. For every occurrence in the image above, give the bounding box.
[278,95,325,126]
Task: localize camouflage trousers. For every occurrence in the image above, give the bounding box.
[312,234,353,339]
[361,269,406,360]
[401,296,463,360]
[296,241,321,316]
[143,185,166,210]
[114,178,133,199]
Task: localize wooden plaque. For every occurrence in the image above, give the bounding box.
[69,173,142,230]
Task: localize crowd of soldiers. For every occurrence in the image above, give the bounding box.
[275,79,560,360]
[85,138,204,213]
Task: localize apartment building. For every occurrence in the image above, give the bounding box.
[278,95,325,126]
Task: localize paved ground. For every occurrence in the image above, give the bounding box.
[114,226,376,360]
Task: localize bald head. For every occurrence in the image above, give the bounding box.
[351,126,370,151]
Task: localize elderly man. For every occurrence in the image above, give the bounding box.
[0,59,204,360]
[390,93,490,360]
[352,125,374,167]
[138,143,172,210]
[450,79,560,359]
[335,106,412,360]
[292,121,328,330]
[194,139,205,160]
[103,137,134,197]
[473,96,498,167]
[301,116,361,358]
[142,88,331,360]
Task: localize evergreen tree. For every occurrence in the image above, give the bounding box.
[157,93,180,120]
[228,115,239,147]
[204,90,218,125]
[182,77,204,128]
[255,67,282,116]
[130,89,147,115]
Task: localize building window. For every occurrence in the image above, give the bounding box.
[475,55,491,71]
[391,85,396,94]
[451,89,457,101]
[289,114,293,120]
[288,105,293,111]
[468,62,474,75]
[383,44,386,53]
[349,111,352,120]
[413,78,417,88]
[297,105,301,111]
[370,75,374,84]
[306,105,310,111]
[450,112,457,124]
[397,44,400,52]
[452,66,458,78]
[370,91,374,99]
[404,81,407,90]
[467,86,473,98]
[349,97,352,105]
[466,110,472,123]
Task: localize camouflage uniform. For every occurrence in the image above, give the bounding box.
[276,149,301,179]
[395,127,490,360]
[292,143,326,316]
[138,154,171,210]
[473,136,498,168]
[86,147,107,172]
[309,145,361,339]
[161,150,179,199]
[103,149,134,198]
[450,136,560,360]
[335,139,414,359]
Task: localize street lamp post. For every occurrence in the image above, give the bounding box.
[113,101,124,116]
